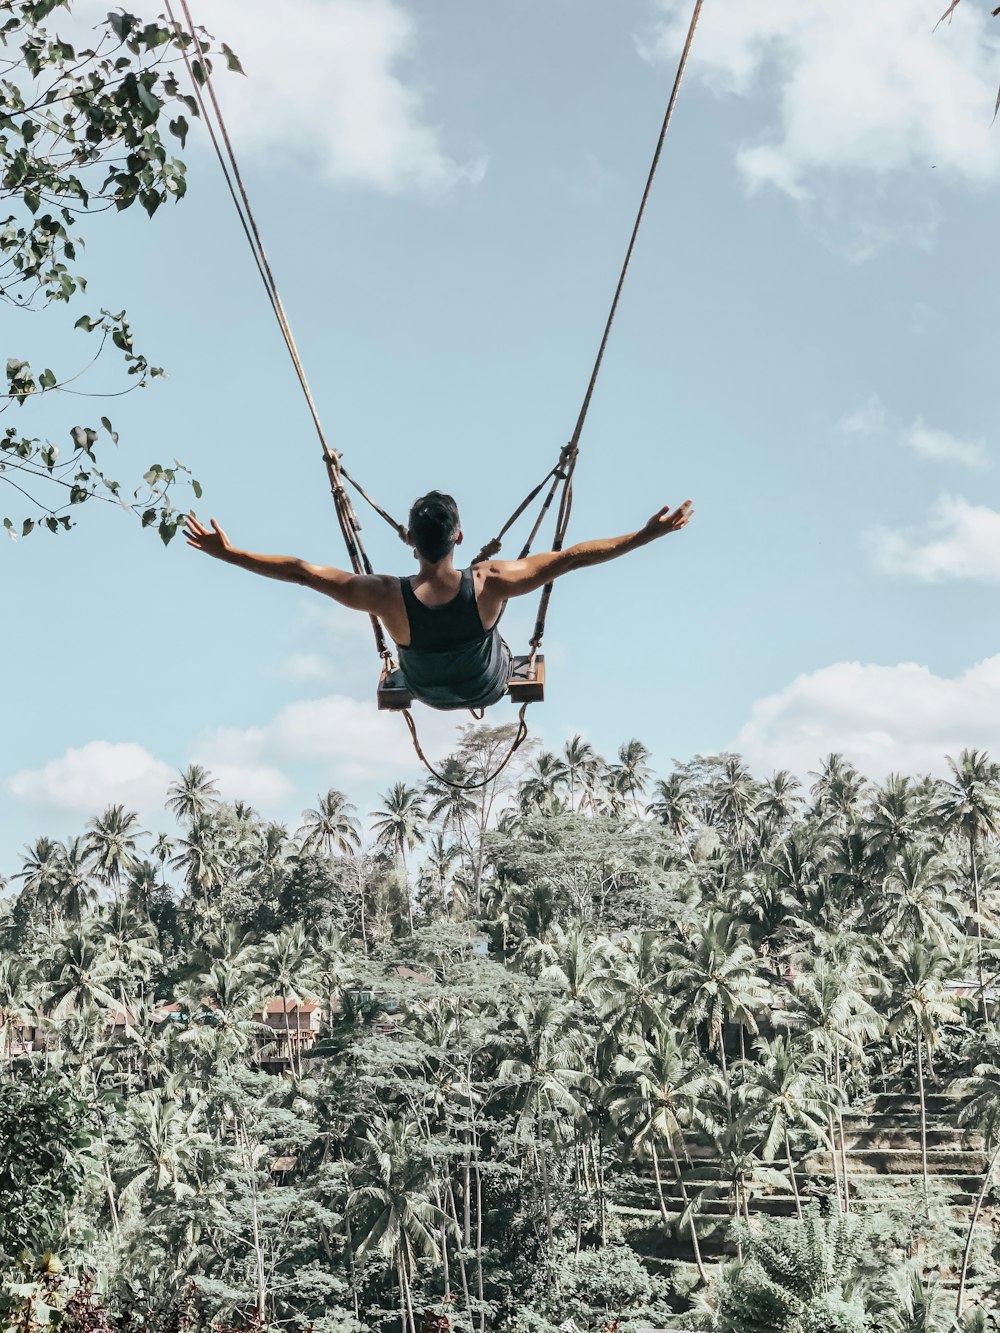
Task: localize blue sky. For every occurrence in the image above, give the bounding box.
[4,0,1000,870]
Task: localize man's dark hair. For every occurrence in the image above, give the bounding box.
[408,491,461,563]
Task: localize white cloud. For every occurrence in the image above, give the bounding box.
[901,418,990,470]
[195,691,456,784]
[278,652,335,685]
[5,741,174,815]
[646,0,1000,195]
[870,493,1000,583]
[839,395,887,437]
[735,653,1000,780]
[199,762,294,807]
[73,0,481,192]
[840,401,991,471]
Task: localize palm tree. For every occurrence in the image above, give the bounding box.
[169,813,229,908]
[417,833,461,919]
[370,783,427,932]
[54,837,98,923]
[939,748,1000,1023]
[522,922,601,1005]
[562,735,597,811]
[711,757,761,865]
[672,912,770,1078]
[43,921,121,1019]
[809,753,868,830]
[868,774,925,867]
[878,846,964,947]
[370,783,427,864]
[778,956,883,1213]
[610,739,653,817]
[886,940,961,1216]
[118,1087,212,1206]
[646,770,698,844]
[14,836,63,928]
[165,763,220,826]
[593,929,674,1045]
[85,803,145,896]
[498,993,585,1252]
[348,1118,453,1333]
[756,769,804,834]
[610,1028,710,1281]
[743,1034,835,1219]
[297,788,362,857]
[518,751,568,814]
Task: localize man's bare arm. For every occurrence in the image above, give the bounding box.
[184,515,390,614]
[479,501,693,599]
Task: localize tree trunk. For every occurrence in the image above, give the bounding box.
[473,1128,486,1333]
[538,1110,555,1257]
[396,1253,409,1333]
[956,1136,1000,1318]
[445,1177,472,1317]
[573,1128,584,1256]
[785,1128,803,1221]
[826,1096,844,1214]
[664,1137,708,1285]
[462,1145,472,1247]
[718,1022,729,1082]
[835,1052,851,1214]
[344,1202,360,1321]
[970,834,989,1025]
[243,1126,267,1325]
[916,1024,930,1217]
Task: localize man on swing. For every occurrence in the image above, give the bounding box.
[184,492,693,711]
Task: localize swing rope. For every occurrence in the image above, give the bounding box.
[478,0,705,671]
[167,0,703,788]
[165,0,399,672]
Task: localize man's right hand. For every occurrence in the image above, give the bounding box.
[644,500,694,538]
[185,514,233,561]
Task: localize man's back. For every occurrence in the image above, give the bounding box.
[395,567,512,710]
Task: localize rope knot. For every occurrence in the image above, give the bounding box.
[476,538,503,561]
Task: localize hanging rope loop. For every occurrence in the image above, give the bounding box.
[403,704,530,791]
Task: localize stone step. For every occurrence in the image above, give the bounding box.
[844,1128,983,1150]
[806,1148,989,1175]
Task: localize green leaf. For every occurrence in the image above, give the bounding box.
[108,12,133,41]
[21,518,33,536]
[70,426,98,451]
[221,44,244,74]
[191,479,203,499]
[168,115,189,149]
[38,368,57,390]
[136,82,161,116]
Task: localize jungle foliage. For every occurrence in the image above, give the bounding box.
[2,736,1000,1332]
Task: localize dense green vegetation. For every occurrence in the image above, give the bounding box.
[2,731,1000,1332]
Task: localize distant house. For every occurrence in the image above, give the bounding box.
[254,997,322,1069]
[2,1016,45,1057]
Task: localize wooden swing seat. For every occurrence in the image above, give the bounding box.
[377,654,545,712]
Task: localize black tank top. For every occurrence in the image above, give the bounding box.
[397,568,510,709]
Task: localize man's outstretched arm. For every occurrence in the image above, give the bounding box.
[184,515,390,613]
[479,500,693,599]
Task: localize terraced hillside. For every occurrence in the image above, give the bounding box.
[615,1088,997,1301]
